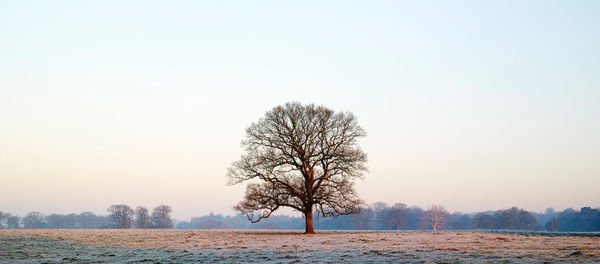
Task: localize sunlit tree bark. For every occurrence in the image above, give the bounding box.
[422,205,448,231]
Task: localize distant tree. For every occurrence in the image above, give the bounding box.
[227,102,368,234]
[545,217,559,231]
[315,213,352,230]
[532,208,560,229]
[0,211,10,229]
[0,212,8,229]
[135,206,151,229]
[108,204,134,229]
[46,214,67,228]
[78,212,101,228]
[555,207,600,232]
[447,213,472,230]
[64,213,78,228]
[371,202,388,230]
[95,215,111,229]
[381,203,409,230]
[404,207,424,230]
[7,216,20,229]
[473,213,494,229]
[556,208,577,231]
[421,205,448,231]
[198,218,223,229]
[348,207,374,230]
[150,205,174,229]
[77,212,94,228]
[493,207,518,229]
[516,209,539,230]
[577,207,600,231]
[22,212,46,229]
[493,207,539,230]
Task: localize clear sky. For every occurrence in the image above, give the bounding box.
[1,0,599,220]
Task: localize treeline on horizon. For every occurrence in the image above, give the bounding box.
[0,204,174,230]
[177,203,600,232]
[2,203,599,232]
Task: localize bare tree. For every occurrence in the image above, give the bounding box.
[545,217,559,232]
[228,102,368,234]
[7,216,20,229]
[150,205,173,229]
[22,212,46,229]
[108,204,134,229]
[473,213,494,229]
[65,213,78,228]
[0,212,7,229]
[198,218,224,229]
[78,212,101,229]
[135,206,151,229]
[371,202,389,230]
[46,214,66,228]
[382,203,409,230]
[421,205,449,231]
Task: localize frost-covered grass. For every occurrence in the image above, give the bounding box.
[1,229,599,263]
[474,229,600,237]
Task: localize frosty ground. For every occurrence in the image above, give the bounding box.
[1,229,599,263]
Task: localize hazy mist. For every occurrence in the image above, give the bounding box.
[1,1,599,219]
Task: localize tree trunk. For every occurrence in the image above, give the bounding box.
[305,209,315,234]
[433,223,437,231]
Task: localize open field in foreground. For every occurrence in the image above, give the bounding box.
[1,229,599,263]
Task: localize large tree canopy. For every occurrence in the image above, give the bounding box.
[227,102,368,234]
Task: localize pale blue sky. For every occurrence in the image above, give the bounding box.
[1,1,599,219]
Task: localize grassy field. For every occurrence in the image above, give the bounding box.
[1,229,599,263]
